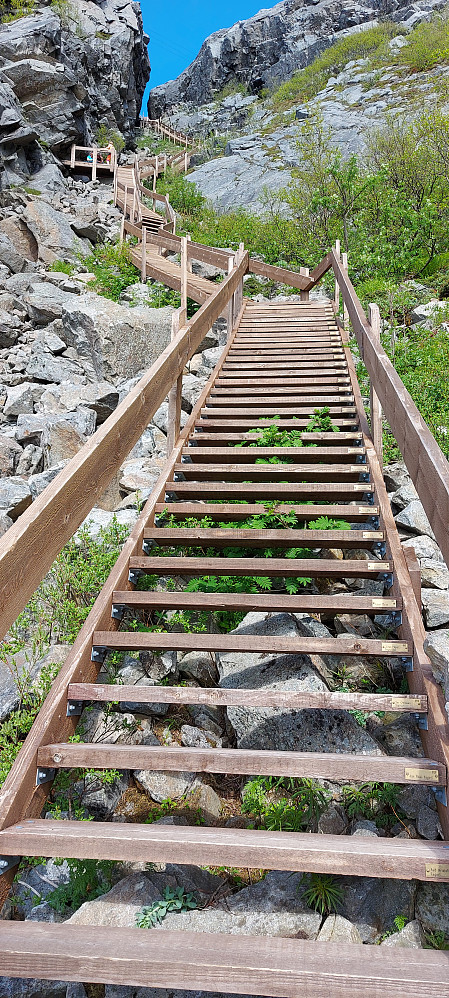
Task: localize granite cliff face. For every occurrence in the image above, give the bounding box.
[0,0,150,188]
[148,0,446,116]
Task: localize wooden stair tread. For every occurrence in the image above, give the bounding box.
[0,819,444,880]
[173,464,365,481]
[37,743,445,785]
[128,554,388,578]
[91,630,409,657]
[1,922,447,996]
[183,446,365,458]
[164,483,373,498]
[69,683,426,713]
[154,503,379,521]
[143,527,383,548]
[111,589,398,613]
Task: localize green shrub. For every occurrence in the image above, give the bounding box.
[396,7,449,72]
[96,124,125,153]
[49,260,75,276]
[156,171,206,218]
[0,0,35,20]
[84,241,139,300]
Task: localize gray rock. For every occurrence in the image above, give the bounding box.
[340,876,416,943]
[0,513,13,537]
[351,820,379,837]
[39,381,119,423]
[180,723,222,748]
[416,805,442,840]
[0,475,31,518]
[424,630,449,700]
[317,803,348,835]
[12,858,71,919]
[415,882,449,935]
[395,500,436,538]
[422,590,449,629]
[383,462,410,493]
[420,559,449,589]
[25,282,78,324]
[0,433,22,475]
[61,296,173,383]
[318,913,362,944]
[26,349,84,385]
[134,769,199,803]
[410,299,443,327]
[41,408,96,466]
[16,412,51,445]
[0,978,67,997]
[381,919,424,948]
[402,535,444,562]
[16,444,44,477]
[23,200,89,265]
[77,508,136,543]
[119,456,164,495]
[77,770,129,820]
[28,462,67,499]
[152,400,188,435]
[4,381,46,417]
[179,650,219,684]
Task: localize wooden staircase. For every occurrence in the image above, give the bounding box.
[1,295,449,992]
[1,134,449,991]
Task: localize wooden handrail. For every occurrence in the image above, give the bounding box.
[331,249,449,567]
[0,253,248,639]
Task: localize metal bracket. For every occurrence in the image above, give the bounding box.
[355,454,366,464]
[378,572,393,587]
[66,700,84,718]
[181,455,192,463]
[373,541,387,558]
[402,656,414,673]
[164,492,177,502]
[173,472,185,483]
[36,767,56,787]
[0,855,21,874]
[187,439,198,447]
[154,515,167,527]
[128,569,141,586]
[358,472,370,483]
[91,646,109,664]
[433,786,448,807]
[111,604,125,621]
[142,538,156,555]
[413,712,429,731]
[368,515,380,528]
[363,492,374,504]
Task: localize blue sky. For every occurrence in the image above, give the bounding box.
[140,1,264,111]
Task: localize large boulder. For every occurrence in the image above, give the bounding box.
[61,295,173,382]
[22,200,90,264]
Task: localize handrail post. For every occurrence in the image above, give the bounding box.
[300,267,309,303]
[180,235,188,324]
[167,308,183,454]
[92,147,97,183]
[184,151,188,174]
[334,239,340,313]
[70,144,76,168]
[369,302,383,469]
[341,251,349,343]
[227,254,235,339]
[141,227,147,283]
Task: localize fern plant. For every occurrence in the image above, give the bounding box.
[301,873,343,915]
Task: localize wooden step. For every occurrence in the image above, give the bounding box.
[183,446,365,461]
[111,589,398,615]
[91,630,409,658]
[164,482,373,500]
[201,407,357,418]
[143,527,383,550]
[212,384,351,394]
[1,923,447,997]
[0,818,443,880]
[189,432,364,445]
[69,683,426,714]
[127,554,389,580]
[206,396,355,408]
[173,463,366,482]
[37,743,445,785]
[195,418,359,431]
[154,503,379,522]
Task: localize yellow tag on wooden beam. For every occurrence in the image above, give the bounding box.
[391,696,425,710]
[425,864,449,880]
[404,768,440,783]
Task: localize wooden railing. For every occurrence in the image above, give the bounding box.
[67,144,117,181]
[139,117,192,148]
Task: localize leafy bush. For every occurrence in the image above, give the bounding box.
[301,873,343,915]
[136,887,197,928]
[156,171,206,218]
[49,259,75,276]
[0,661,60,786]
[0,0,35,20]
[46,858,115,913]
[96,124,125,153]
[84,241,139,301]
[395,8,449,72]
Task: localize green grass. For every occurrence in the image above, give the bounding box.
[395,8,449,72]
[84,242,139,301]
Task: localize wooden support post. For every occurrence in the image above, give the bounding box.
[300,267,309,303]
[167,309,183,454]
[404,546,422,610]
[184,151,188,173]
[163,154,167,174]
[186,234,192,275]
[141,227,147,283]
[119,215,125,245]
[369,302,383,469]
[227,254,235,340]
[180,235,188,324]
[70,144,76,168]
[132,184,137,223]
[334,239,340,312]
[152,166,157,192]
[342,251,350,343]
[92,148,97,182]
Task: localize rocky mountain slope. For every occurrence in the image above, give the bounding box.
[160,20,449,212]
[0,0,150,189]
[148,0,446,116]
